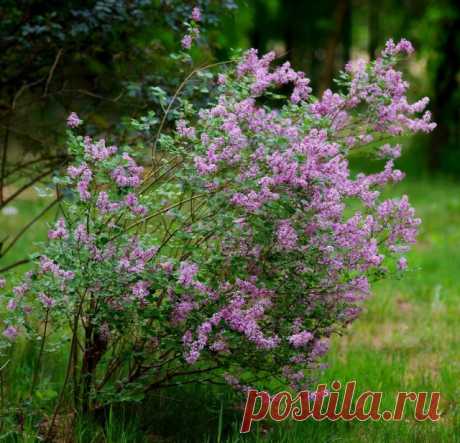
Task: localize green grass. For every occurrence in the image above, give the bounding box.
[1,178,459,442]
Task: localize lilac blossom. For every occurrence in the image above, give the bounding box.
[276,220,298,250]
[288,331,314,348]
[111,154,144,188]
[84,137,117,161]
[181,34,192,49]
[96,192,120,214]
[13,282,29,297]
[178,262,199,287]
[67,112,82,128]
[6,299,17,311]
[124,193,147,215]
[131,281,150,302]
[74,224,92,245]
[176,119,196,139]
[3,326,18,340]
[398,257,408,271]
[48,218,68,240]
[191,6,202,22]
[38,292,56,308]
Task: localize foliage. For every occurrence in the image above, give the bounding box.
[0,0,234,91]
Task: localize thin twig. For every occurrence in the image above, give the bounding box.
[60,88,124,102]
[0,117,10,205]
[3,155,66,180]
[43,49,63,97]
[0,258,31,274]
[1,167,56,209]
[1,196,61,258]
[30,308,50,395]
[45,289,87,440]
[12,77,46,110]
[151,59,237,162]
[114,192,212,238]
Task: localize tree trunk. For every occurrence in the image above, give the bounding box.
[429,5,460,172]
[368,0,380,58]
[80,326,107,414]
[342,0,352,66]
[319,0,350,93]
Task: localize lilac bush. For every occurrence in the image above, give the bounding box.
[0,39,434,413]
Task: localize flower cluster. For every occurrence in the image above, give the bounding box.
[67,112,82,128]
[181,6,202,50]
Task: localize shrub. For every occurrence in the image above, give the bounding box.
[0,39,434,421]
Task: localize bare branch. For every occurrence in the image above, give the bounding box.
[0,258,31,274]
[0,120,10,205]
[1,196,61,258]
[43,49,63,97]
[1,167,56,209]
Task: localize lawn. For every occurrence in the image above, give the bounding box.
[1,178,459,442]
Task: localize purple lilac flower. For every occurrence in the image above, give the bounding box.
[38,292,56,308]
[68,165,93,201]
[6,299,17,311]
[178,262,198,287]
[3,326,18,340]
[398,257,408,271]
[96,192,120,214]
[39,256,74,281]
[67,112,82,128]
[181,34,192,49]
[13,282,29,297]
[124,193,147,215]
[191,6,202,22]
[74,224,91,245]
[111,154,144,188]
[310,339,330,360]
[288,331,314,348]
[378,143,402,160]
[383,38,414,56]
[176,119,196,139]
[131,281,150,302]
[276,220,298,250]
[172,297,197,324]
[48,218,68,240]
[84,137,117,161]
